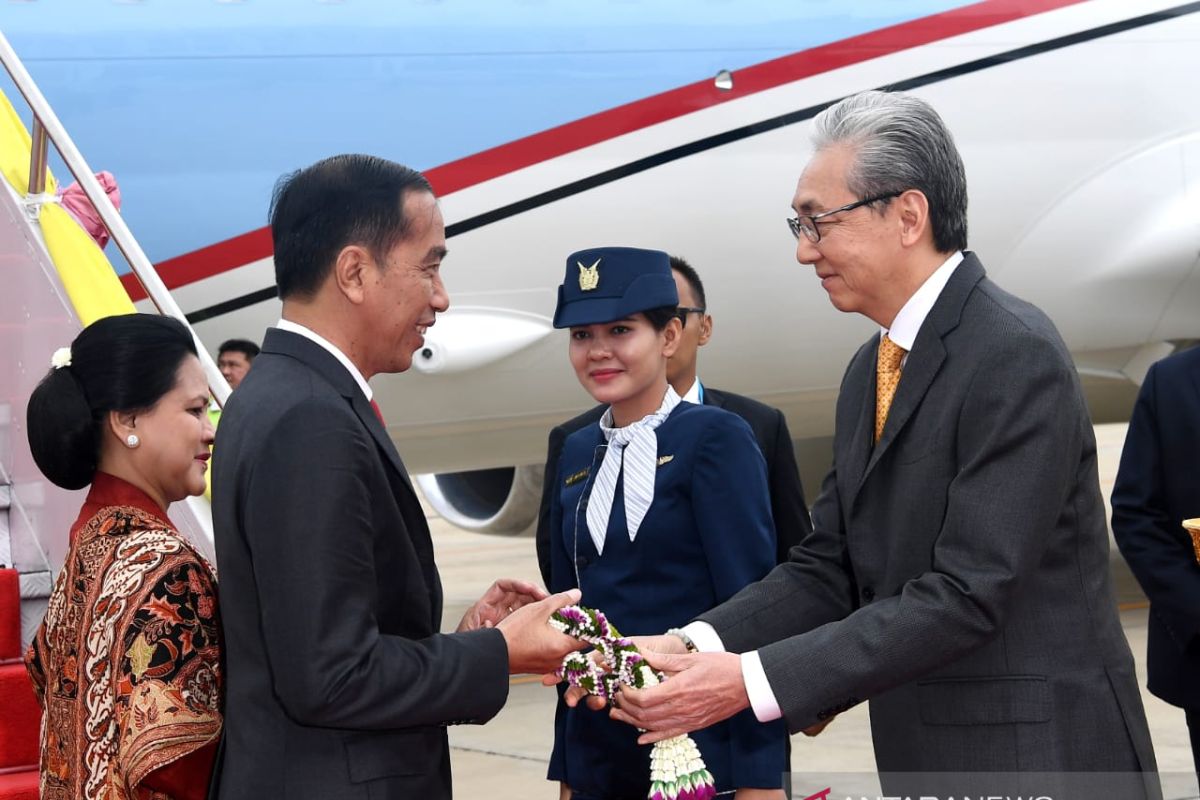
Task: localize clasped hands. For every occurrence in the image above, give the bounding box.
[542,633,752,745]
[458,591,814,742]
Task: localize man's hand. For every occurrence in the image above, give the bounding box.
[497,589,586,674]
[457,578,548,632]
[542,633,692,711]
[609,650,750,744]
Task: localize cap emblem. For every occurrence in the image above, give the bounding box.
[578,258,601,291]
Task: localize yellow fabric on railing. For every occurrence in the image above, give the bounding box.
[2,89,130,324]
[39,202,135,325]
[0,87,56,194]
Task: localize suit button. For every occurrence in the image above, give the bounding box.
[576,556,590,569]
[861,586,875,602]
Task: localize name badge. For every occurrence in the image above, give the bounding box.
[564,468,589,487]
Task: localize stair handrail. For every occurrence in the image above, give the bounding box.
[0,30,231,408]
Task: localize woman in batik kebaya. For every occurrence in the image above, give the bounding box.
[24,313,221,800]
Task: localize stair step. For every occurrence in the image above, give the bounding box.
[0,663,40,771]
[0,769,39,800]
[16,601,45,663]
[16,572,50,602]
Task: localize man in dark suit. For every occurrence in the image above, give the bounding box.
[595,91,1159,796]
[535,256,811,585]
[212,155,582,800]
[1112,345,1200,780]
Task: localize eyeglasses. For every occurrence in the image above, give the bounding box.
[676,307,706,328]
[786,191,901,243]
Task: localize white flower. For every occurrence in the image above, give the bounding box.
[50,347,72,369]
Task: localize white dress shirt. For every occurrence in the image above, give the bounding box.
[275,318,373,401]
[883,250,964,362]
[683,250,964,723]
[679,377,703,405]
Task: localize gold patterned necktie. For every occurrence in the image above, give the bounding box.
[875,333,907,443]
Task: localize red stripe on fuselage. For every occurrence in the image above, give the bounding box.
[125,0,1086,302]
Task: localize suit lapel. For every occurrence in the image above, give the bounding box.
[860,335,946,485]
[842,347,877,510]
[348,387,439,628]
[350,394,416,496]
[856,253,986,491]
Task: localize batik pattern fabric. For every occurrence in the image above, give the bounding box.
[25,474,222,800]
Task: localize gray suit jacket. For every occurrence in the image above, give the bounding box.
[701,254,1158,780]
[212,329,509,800]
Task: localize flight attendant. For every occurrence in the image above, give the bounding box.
[546,247,787,800]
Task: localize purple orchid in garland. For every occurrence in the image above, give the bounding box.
[550,605,717,800]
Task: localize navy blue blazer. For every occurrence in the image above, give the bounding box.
[535,387,811,587]
[547,402,787,796]
[1112,345,1200,709]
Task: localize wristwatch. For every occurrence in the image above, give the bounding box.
[665,627,699,653]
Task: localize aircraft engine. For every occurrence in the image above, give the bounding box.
[415,465,543,535]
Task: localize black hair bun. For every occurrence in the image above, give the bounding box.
[26,366,98,490]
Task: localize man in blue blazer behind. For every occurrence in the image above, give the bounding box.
[1113,345,1200,781]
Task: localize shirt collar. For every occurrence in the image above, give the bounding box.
[276,318,373,401]
[882,251,964,351]
[83,471,173,529]
[679,377,703,404]
[599,385,683,432]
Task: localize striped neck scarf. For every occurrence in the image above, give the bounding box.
[585,386,681,555]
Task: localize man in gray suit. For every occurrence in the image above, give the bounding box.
[593,92,1159,796]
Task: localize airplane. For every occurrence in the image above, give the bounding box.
[2,0,1198,537]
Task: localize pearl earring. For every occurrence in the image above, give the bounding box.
[125,434,140,449]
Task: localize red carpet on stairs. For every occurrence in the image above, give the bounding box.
[0,663,40,770]
[0,569,19,661]
[0,771,37,800]
[0,568,40,800]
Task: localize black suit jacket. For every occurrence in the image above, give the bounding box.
[535,386,811,586]
[212,329,509,800]
[1112,345,1200,709]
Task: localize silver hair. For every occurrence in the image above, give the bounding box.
[811,90,968,252]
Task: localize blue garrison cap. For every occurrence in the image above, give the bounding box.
[552,246,679,328]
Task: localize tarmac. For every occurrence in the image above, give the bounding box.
[428,423,1199,799]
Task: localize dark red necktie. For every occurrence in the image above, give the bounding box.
[370,398,386,426]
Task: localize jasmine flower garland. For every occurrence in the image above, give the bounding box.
[550,605,717,800]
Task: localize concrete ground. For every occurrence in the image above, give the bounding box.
[429,424,1198,799]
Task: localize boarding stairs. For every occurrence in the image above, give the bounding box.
[0,30,230,800]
